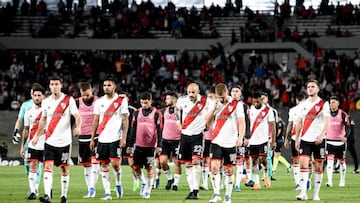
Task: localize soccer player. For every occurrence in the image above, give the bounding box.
[260,92,278,186]
[176,83,212,199]
[295,79,330,201]
[284,92,305,190]
[128,91,163,199]
[13,83,43,195]
[159,92,182,191]
[245,92,276,190]
[272,117,291,175]
[206,83,245,203]
[231,85,250,192]
[90,78,129,200]
[75,82,100,198]
[347,117,359,174]
[32,76,82,203]
[20,85,45,200]
[326,96,350,187]
[200,90,216,191]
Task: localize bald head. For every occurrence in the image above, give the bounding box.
[187,83,200,102]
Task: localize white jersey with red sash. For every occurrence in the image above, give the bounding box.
[249,104,274,145]
[211,97,244,148]
[299,97,330,142]
[288,105,300,141]
[94,94,129,143]
[24,106,44,150]
[176,95,210,136]
[42,93,78,147]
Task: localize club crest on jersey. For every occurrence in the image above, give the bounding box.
[315,105,320,112]
[114,102,118,108]
[228,106,233,111]
[197,104,202,109]
[262,112,266,116]
[61,102,66,109]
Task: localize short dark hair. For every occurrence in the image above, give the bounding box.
[79,82,92,91]
[32,85,45,94]
[48,76,63,83]
[140,91,152,100]
[231,85,243,91]
[166,91,178,99]
[253,92,262,99]
[296,92,306,101]
[330,95,340,101]
[103,77,116,83]
[261,92,268,97]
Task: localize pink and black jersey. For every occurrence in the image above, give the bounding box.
[162,107,181,141]
[78,96,97,136]
[327,110,349,146]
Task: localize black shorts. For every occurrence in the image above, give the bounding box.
[96,141,122,162]
[78,136,97,165]
[178,133,203,162]
[123,143,135,159]
[44,143,71,167]
[210,143,237,166]
[160,139,180,158]
[133,146,155,169]
[202,139,211,158]
[275,138,284,152]
[27,148,44,162]
[299,140,326,160]
[290,140,299,158]
[326,142,347,159]
[249,142,268,157]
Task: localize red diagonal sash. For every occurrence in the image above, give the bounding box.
[46,96,71,139]
[182,96,207,130]
[301,99,326,137]
[211,100,239,141]
[97,96,124,135]
[30,111,42,140]
[250,106,270,137]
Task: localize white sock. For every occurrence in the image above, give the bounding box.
[84,166,92,190]
[340,162,346,184]
[146,170,154,194]
[43,171,53,197]
[235,163,243,186]
[61,174,70,198]
[313,173,323,194]
[299,170,309,194]
[163,169,173,180]
[91,163,100,189]
[155,168,161,180]
[327,159,334,185]
[186,167,193,191]
[174,174,181,186]
[293,163,300,185]
[101,170,111,194]
[113,168,122,185]
[211,173,221,195]
[29,170,37,193]
[225,174,234,196]
[253,164,260,184]
[193,165,201,190]
[202,165,209,188]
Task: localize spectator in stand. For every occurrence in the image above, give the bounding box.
[292,26,300,42]
[20,0,30,16]
[336,27,343,37]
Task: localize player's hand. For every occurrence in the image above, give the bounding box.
[73,127,81,137]
[126,147,132,154]
[176,121,182,130]
[295,140,300,151]
[32,136,39,146]
[315,135,323,145]
[156,147,162,155]
[270,141,276,150]
[236,137,243,148]
[20,146,25,158]
[120,138,126,148]
[89,139,95,151]
[243,138,249,147]
[341,137,347,143]
[12,129,21,144]
[284,140,289,149]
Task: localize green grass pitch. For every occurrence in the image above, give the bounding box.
[0,164,360,203]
